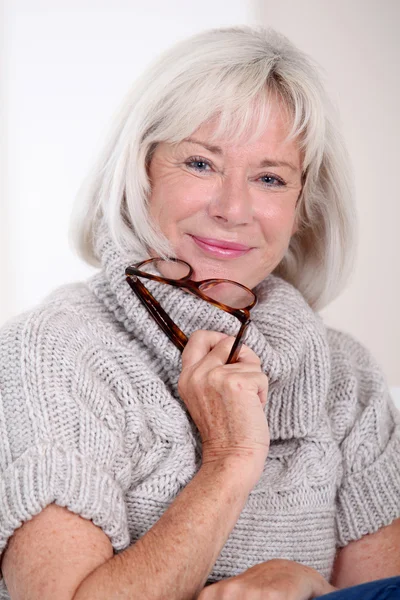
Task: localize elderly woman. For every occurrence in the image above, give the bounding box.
[0,26,399,600]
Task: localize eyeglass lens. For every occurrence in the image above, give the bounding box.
[138,259,254,309]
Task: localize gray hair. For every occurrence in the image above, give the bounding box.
[70,26,357,311]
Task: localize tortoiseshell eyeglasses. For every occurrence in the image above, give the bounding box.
[125,258,257,364]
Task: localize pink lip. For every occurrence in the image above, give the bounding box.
[190,235,252,258]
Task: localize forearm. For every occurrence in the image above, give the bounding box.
[73,459,256,600]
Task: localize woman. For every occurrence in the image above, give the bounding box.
[0,26,399,600]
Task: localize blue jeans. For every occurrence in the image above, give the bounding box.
[319,577,400,599]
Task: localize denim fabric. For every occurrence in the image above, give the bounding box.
[320,577,400,599]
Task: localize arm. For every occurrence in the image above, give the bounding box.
[3,332,269,600]
[331,517,400,589]
[195,518,400,600]
[1,503,114,600]
[76,332,269,600]
[2,458,256,600]
[74,458,256,600]
[327,329,400,586]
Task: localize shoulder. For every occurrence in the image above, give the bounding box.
[325,326,390,404]
[325,326,398,463]
[326,326,382,374]
[0,282,92,398]
[0,279,124,363]
[0,280,132,457]
[1,281,95,337]
[0,284,134,559]
[326,327,389,403]
[326,329,400,545]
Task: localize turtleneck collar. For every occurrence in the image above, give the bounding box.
[88,226,331,441]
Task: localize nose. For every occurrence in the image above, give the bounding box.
[208,173,253,226]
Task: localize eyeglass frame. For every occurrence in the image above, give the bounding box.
[125,258,257,364]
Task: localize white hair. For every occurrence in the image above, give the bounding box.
[70,26,357,311]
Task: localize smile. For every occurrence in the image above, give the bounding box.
[190,235,252,258]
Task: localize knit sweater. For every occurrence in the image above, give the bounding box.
[0,232,399,598]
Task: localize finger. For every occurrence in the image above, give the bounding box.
[181,330,228,369]
[231,342,262,366]
[238,372,269,405]
[199,335,251,370]
[211,370,269,406]
[182,331,263,371]
[258,375,269,407]
[196,581,222,600]
[221,363,263,374]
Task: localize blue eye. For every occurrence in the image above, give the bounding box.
[185,157,212,172]
[260,174,285,187]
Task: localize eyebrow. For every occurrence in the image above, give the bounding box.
[183,137,299,172]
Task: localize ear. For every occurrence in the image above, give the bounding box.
[291,208,300,236]
[291,186,303,235]
[145,142,158,178]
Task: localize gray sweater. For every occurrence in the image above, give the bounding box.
[0,231,399,597]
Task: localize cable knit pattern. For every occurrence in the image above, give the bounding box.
[0,230,399,597]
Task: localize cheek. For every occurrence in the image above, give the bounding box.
[257,202,297,241]
[149,175,214,227]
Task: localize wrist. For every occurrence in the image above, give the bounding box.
[200,454,265,491]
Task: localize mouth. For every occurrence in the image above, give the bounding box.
[189,235,253,258]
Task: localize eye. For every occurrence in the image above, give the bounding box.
[185,156,212,172]
[259,174,286,187]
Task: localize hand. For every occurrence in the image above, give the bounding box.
[178,330,270,481]
[197,559,337,599]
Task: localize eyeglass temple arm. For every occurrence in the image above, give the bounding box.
[126,276,188,353]
[226,319,251,364]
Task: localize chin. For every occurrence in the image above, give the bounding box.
[189,261,252,288]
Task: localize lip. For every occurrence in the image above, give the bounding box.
[190,235,252,258]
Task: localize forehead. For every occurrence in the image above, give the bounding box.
[181,98,301,167]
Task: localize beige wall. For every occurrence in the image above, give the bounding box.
[252,0,399,386]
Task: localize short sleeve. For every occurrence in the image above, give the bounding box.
[0,298,133,574]
[327,328,400,547]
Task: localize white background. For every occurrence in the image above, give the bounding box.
[1,0,399,402]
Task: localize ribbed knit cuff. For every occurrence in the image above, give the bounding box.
[336,433,400,547]
[0,443,130,571]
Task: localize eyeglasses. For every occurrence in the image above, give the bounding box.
[125,258,257,364]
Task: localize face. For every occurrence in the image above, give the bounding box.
[147,98,303,290]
